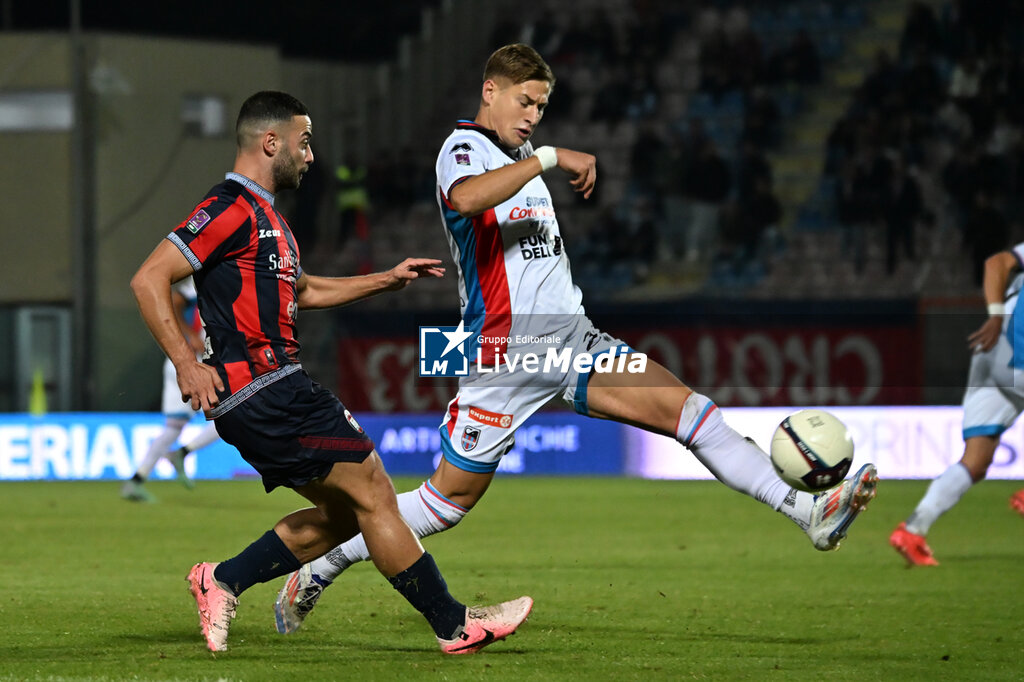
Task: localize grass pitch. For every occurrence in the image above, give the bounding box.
[0,476,1021,681]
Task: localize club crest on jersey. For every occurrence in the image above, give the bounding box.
[186,209,211,234]
[344,409,364,434]
[450,142,473,166]
[461,426,481,451]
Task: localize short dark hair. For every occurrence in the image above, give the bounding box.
[483,44,555,88]
[235,91,308,147]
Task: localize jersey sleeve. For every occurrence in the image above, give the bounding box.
[437,133,489,200]
[1011,243,1024,270]
[167,196,253,272]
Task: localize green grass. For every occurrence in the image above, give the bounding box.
[0,477,1021,681]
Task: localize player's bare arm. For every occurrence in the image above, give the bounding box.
[295,258,445,310]
[130,240,224,411]
[450,147,597,217]
[968,250,1019,352]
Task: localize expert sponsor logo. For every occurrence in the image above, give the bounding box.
[469,407,513,428]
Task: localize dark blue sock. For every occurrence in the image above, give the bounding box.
[387,552,466,639]
[213,530,301,597]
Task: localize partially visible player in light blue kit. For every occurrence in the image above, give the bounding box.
[892,245,1024,565]
[273,44,879,634]
[121,276,221,502]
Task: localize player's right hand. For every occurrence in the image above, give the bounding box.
[967,316,1003,353]
[175,359,224,412]
[555,148,597,199]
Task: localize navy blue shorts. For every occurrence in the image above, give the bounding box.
[214,368,374,492]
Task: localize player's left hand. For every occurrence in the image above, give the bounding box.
[554,148,597,199]
[385,258,446,290]
[967,316,1003,353]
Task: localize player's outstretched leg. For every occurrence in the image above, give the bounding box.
[671,391,879,549]
[805,463,878,551]
[274,480,468,634]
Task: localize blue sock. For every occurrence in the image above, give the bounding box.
[213,530,301,596]
[387,552,465,639]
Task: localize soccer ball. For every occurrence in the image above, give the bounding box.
[770,409,853,492]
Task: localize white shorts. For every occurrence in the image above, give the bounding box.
[961,333,1024,439]
[161,358,196,420]
[439,315,631,473]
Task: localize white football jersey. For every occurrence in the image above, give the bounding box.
[435,121,584,359]
[1005,242,1024,368]
[173,276,204,342]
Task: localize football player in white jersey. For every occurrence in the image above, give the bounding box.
[273,44,878,633]
[121,276,221,502]
[891,247,1024,565]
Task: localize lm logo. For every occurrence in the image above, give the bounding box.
[419,320,473,377]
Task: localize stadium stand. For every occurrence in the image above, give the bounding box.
[309,0,1022,308]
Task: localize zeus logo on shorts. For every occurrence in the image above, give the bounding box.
[461,426,480,451]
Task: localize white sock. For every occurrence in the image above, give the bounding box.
[906,463,974,536]
[135,420,185,479]
[182,423,219,454]
[677,392,814,528]
[310,480,468,582]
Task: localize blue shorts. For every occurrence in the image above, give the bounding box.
[214,367,374,492]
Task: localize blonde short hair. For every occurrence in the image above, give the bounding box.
[483,43,555,87]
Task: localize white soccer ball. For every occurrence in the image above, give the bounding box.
[770,409,853,492]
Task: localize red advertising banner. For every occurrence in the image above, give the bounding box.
[337,325,922,412]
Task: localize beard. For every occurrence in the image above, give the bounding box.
[272,155,304,191]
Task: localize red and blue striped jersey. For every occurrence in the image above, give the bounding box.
[167,172,303,397]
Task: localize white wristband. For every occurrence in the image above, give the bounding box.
[988,302,1006,316]
[534,146,557,172]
